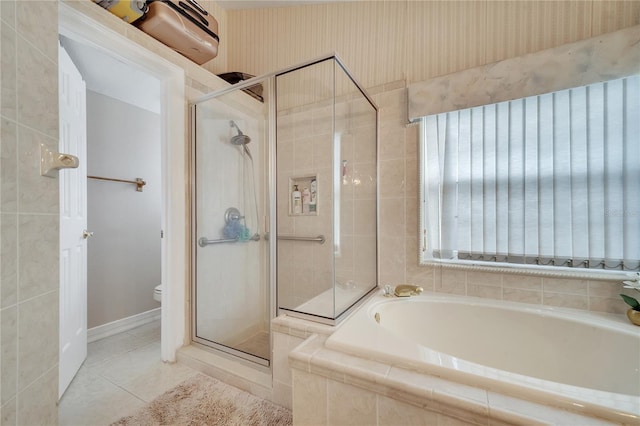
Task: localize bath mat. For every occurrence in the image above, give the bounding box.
[111,374,292,426]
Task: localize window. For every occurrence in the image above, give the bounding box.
[420,75,640,272]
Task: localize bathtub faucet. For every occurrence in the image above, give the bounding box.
[393,284,424,297]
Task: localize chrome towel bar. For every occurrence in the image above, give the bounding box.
[278,234,325,244]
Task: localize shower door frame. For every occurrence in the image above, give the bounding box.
[189,86,275,368]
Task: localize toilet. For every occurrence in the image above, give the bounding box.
[153,285,162,303]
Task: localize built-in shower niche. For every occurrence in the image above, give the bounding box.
[288,175,318,216]
[276,55,379,325]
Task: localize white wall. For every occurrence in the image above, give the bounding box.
[86,90,161,328]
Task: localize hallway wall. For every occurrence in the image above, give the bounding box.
[86,91,162,329]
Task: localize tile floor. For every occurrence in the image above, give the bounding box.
[58,320,199,426]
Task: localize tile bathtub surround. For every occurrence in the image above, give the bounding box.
[289,333,618,426]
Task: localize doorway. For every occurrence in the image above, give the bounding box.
[58,2,187,397]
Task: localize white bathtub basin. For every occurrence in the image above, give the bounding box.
[325,293,640,421]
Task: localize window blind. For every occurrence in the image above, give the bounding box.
[422,75,640,271]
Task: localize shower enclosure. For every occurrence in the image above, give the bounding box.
[192,54,378,366]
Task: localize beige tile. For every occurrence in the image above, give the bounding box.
[17,291,58,391]
[589,296,627,315]
[352,162,377,200]
[17,214,58,301]
[312,134,333,169]
[379,198,404,238]
[354,198,377,236]
[312,105,332,135]
[272,380,293,411]
[542,277,588,295]
[1,397,16,426]
[405,123,419,158]
[276,140,294,172]
[405,155,419,198]
[437,269,466,295]
[379,123,405,160]
[378,395,438,426]
[1,306,17,405]
[293,136,315,172]
[1,24,17,120]
[327,380,376,426]
[379,236,406,284]
[406,197,418,237]
[353,126,377,164]
[1,214,17,308]
[467,284,502,300]
[379,158,405,198]
[502,274,542,291]
[1,118,17,211]
[292,370,327,426]
[15,0,57,62]
[0,1,16,27]
[339,197,354,235]
[58,366,145,426]
[16,35,57,138]
[503,288,542,305]
[542,292,588,310]
[85,328,158,368]
[588,280,620,298]
[94,341,199,402]
[437,413,481,425]
[16,366,57,426]
[17,125,58,214]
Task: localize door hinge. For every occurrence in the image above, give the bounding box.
[161,230,164,238]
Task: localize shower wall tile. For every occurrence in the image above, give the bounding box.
[1,23,17,121]
[1,398,16,426]
[0,213,17,308]
[1,118,17,212]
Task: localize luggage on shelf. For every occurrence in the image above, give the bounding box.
[137,0,219,65]
[93,0,148,24]
[218,72,264,102]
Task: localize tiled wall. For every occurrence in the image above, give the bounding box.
[1,1,61,424]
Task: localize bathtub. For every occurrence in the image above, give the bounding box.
[325,293,640,423]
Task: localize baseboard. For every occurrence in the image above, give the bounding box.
[88,308,161,343]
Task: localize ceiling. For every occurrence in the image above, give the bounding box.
[59,35,161,114]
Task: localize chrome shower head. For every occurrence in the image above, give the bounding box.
[229,120,251,145]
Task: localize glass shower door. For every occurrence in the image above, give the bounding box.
[192,83,271,366]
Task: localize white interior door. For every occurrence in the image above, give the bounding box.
[59,43,88,398]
